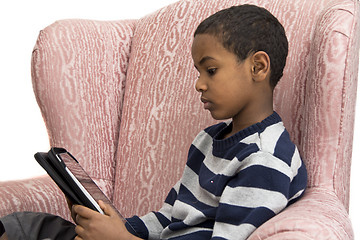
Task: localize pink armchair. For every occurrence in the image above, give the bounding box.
[0,0,358,239]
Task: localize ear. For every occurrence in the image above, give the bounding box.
[251,51,270,82]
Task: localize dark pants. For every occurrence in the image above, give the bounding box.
[0,212,77,240]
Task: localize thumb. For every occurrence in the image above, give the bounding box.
[98,200,116,217]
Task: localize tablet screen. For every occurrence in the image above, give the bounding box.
[58,152,113,214]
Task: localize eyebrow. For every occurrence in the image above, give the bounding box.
[199,56,216,65]
[194,56,216,70]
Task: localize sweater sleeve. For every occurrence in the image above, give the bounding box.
[211,152,301,240]
[125,181,181,240]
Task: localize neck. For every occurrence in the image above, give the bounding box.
[226,94,274,139]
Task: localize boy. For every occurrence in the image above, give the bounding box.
[0,4,307,240]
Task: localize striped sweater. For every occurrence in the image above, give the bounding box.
[126,112,307,239]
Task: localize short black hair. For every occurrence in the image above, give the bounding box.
[194,4,288,88]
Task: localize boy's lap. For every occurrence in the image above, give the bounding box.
[0,212,76,240]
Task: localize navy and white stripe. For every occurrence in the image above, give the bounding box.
[126,112,307,240]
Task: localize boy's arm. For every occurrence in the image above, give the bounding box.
[126,181,181,240]
[73,201,143,240]
[71,180,180,240]
[211,153,306,240]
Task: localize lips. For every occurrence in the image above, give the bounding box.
[201,97,211,110]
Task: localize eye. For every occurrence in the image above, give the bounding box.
[207,68,217,76]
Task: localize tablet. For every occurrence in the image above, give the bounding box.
[35,148,118,215]
[35,147,138,236]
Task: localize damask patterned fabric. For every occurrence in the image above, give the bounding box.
[0,0,358,239]
[1,18,136,220]
[31,19,136,200]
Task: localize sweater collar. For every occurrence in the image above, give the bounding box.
[212,111,282,151]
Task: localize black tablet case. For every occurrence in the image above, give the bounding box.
[35,148,115,213]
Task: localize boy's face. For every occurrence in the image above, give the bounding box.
[191,34,258,122]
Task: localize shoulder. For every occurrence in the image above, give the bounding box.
[252,120,305,180]
[255,119,292,160]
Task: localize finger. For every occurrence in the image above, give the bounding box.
[73,205,94,219]
[98,200,106,210]
[71,212,77,224]
[75,225,85,238]
[75,213,84,225]
[66,197,73,214]
[99,200,116,217]
[67,199,77,222]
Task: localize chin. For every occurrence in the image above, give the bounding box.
[210,112,231,121]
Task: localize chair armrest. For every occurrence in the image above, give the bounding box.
[249,188,353,239]
[0,176,71,221]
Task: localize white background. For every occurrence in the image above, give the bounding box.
[0,0,358,236]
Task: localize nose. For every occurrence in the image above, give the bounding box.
[195,75,207,92]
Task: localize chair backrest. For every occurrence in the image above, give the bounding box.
[112,0,359,217]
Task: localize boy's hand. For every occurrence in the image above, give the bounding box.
[65,197,76,222]
[73,200,141,240]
